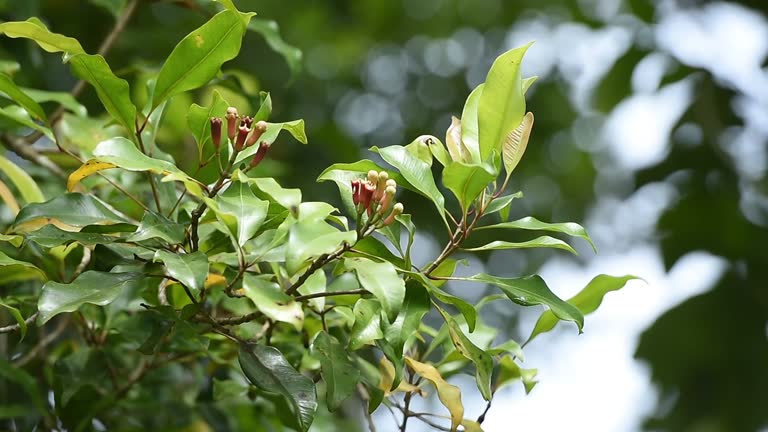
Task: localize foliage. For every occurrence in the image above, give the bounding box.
[0,1,636,431]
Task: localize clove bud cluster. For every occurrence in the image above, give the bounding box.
[209,107,270,168]
[351,170,404,226]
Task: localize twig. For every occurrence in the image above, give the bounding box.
[0,133,67,178]
[0,312,38,334]
[358,384,377,432]
[294,289,368,302]
[13,317,69,367]
[71,246,92,281]
[392,401,451,432]
[284,244,352,296]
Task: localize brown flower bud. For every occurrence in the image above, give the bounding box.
[235,124,250,152]
[383,203,404,226]
[226,107,239,141]
[210,117,222,150]
[246,121,268,148]
[250,141,271,167]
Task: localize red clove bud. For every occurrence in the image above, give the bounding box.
[360,182,375,211]
[351,179,361,205]
[210,117,222,150]
[246,121,268,148]
[240,115,253,129]
[250,141,271,167]
[235,124,250,152]
[226,107,239,141]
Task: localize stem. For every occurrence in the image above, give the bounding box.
[295,289,368,302]
[284,244,351,296]
[0,312,38,334]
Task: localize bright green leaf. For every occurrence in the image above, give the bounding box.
[233,120,308,165]
[187,90,229,158]
[68,54,136,132]
[242,274,303,331]
[477,216,596,252]
[460,84,483,163]
[344,257,405,323]
[0,73,46,121]
[0,154,45,204]
[442,161,496,212]
[0,19,84,55]
[463,236,578,255]
[501,112,534,182]
[496,355,537,394]
[484,191,523,216]
[0,105,53,140]
[349,298,383,350]
[215,182,269,245]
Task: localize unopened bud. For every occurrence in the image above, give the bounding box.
[386,179,396,188]
[226,107,239,141]
[383,203,404,226]
[250,141,271,167]
[360,182,375,211]
[235,124,250,151]
[374,171,389,201]
[246,121,268,148]
[241,115,253,129]
[210,117,222,149]
[377,185,396,216]
[351,179,361,205]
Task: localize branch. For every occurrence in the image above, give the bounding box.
[0,311,38,334]
[1,133,67,178]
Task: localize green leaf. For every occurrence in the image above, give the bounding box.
[13,193,128,231]
[234,172,301,210]
[286,217,355,275]
[37,271,141,324]
[0,105,53,140]
[154,250,208,296]
[344,257,405,323]
[247,18,302,81]
[20,87,88,117]
[242,274,303,331]
[522,76,538,94]
[0,73,47,121]
[463,236,578,255]
[460,84,483,163]
[0,154,45,204]
[434,303,494,400]
[238,343,317,432]
[213,182,269,245]
[478,43,531,163]
[68,54,136,132]
[89,0,126,18]
[501,111,534,182]
[153,10,251,108]
[312,332,359,412]
[0,19,84,55]
[528,275,640,343]
[129,211,185,245]
[0,233,23,247]
[484,191,523,216]
[253,92,272,122]
[372,145,446,224]
[405,357,464,432]
[496,355,538,394]
[442,161,496,212]
[0,300,27,339]
[233,120,308,165]
[349,298,383,351]
[0,358,47,415]
[187,89,229,158]
[24,225,121,248]
[469,273,584,333]
[477,216,596,252]
[297,269,326,312]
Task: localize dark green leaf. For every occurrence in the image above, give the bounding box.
[238,343,317,432]
[0,300,28,339]
[68,53,135,132]
[154,250,208,296]
[129,211,185,245]
[37,271,142,324]
[247,18,302,81]
[312,332,359,411]
[25,225,121,248]
[0,73,46,121]
[13,193,128,230]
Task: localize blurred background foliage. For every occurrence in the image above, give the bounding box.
[0,0,766,430]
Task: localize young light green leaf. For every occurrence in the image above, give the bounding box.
[442,161,496,213]
[372,145,446,224]
[345,257,405,323]
[0,154,45,204]
[20,87,88,117]
[37,271,142,324]
[247,18,303,80]
[297,269,326,312]
[187,90,229,158]
[234,173,301,210]
[0,74,47,121]
[238,343,317,432]
[477,216,596,252]
[528,275,640,343]
[484,191,523,216]
[154,250,208,296]
[522,76,538,94]
[460,84,483,163]
[216,182,269,245]
[0,105,53,140]
[68,54,136,132]
[478,43,532,163]
[13,193,128,231]
[463,236,578,255]
[349,298,384,351]
[0,19,84,55]
[495,355,537,394]
[501,111,534,182]
[312,332,359,411]
[0,301,28,339]
[242,274,303,330]
[129,211,185,245]
[286,218,355,275]
[153,10,251,108]
[434,303,494,400]
[405,357,464,432]
[469,273,584,332]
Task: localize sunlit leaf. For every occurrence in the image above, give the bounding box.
[442,161,496,213]
[0,154,44,204]
[153,10,251,107]
[495,355,538,394]
[187,89,229,158]
[0,105,53,140]
[0,19,84,55]
[348,298,383,350]
[68,53,136,132]
[215,181,269,245]
[242,274,303,331]
[0,73,47,121]
[463,236,578,255]
[478,216,596,252]
[528,274,640,342]
[14,193,128,231]
[460,84,483,163]
[501,111,534,182]
[484,191,523,216]
[154,250,208,297]
[233,120,308,165]
[238,343,317,432]
[344,257,405,323]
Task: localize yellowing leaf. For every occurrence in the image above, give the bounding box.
[0,179,20,215]
[205,273,227,288]
[378,357,425,396]
[502,111,534,181]
[67,160,117,191]
[405,357,464,432]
